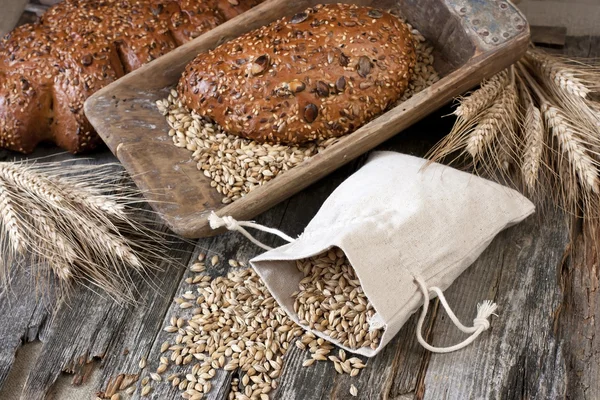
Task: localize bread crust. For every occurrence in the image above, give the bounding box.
[0,0,262,153]
[178,3,416,144]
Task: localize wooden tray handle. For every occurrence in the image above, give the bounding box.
[448,0,529,51]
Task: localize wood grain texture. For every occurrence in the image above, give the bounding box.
[0,267,55,390]
[421,209,569,399]
[0,8,599,400]
[85,0,530,238]
[0,98,591,400]
[531,25,567,47]
[558,225,600,400]
[19,237,193,400]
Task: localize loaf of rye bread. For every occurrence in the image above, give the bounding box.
[178,3,416,144]
[0,0,262,154]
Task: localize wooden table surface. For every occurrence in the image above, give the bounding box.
[1,4,600,400]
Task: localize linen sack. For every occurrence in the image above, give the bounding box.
[211,151,535,357]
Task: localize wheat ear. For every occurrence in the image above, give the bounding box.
[516,70,545,192]
[71,213,143,269]
[30,207,76,280]
[2,162,128,220]
[526,50,591,99]
[0,180,26,254]
[51,176,126,218]
[521,104,545,191]
[466,80,518,158]
[0,163,63,205]
[0,159,175,303]
[455,70,509,120]
[542,103,599,193]
[518,62,599,194]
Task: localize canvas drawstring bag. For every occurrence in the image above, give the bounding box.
[209,151,535,357]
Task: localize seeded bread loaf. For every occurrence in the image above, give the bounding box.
[0,0,263,154]
[178,3,416,144]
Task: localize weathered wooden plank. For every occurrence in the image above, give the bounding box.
[2,33,600,400]
[18,231,193,400]
[0,148,117,397]
[558,226,600,400]
[538,33,600,400]
[586,37,600,58]
[420,208,569,399]
[0,266,55,391]
[0,146,197,399]
[563,35,593,58]
[130,199,292,400]
[530,25,567,48]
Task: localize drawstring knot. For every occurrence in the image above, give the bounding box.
[208,213,498,355]
[473,317,490,330]
[472,300,497,330]
[414,276,497,353]
[208,212,295,251]
[210,214,240,231]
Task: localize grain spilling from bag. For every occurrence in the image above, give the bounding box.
[156,18,438,203]
[293,248,383,350]
[131,251,374,399]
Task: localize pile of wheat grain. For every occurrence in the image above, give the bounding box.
[123,251,372,399]
[293,248,382,351]
[156,21,439,204]
[428,47,600,218]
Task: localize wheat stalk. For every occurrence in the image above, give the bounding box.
[526,50,591,99]
[455,70,509,121]
[0,159,174,303]
[542,103,599,193]
[431,46,600,225]
[74,215,143,269]
[516,71,546,192]
[521,103,545,191]
[518,62,600,195]
[526,53,600,162]
[52,176,126,218]
[0,162,129,221]
[30,206,76,280]
[0,164,64,211]
[426,69,515,166]
[466,80,518,158]
[0,180,26,255]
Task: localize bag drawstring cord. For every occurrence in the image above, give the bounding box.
[414,276,498,353]
[209,213,497,355]
[208,212,295,251]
